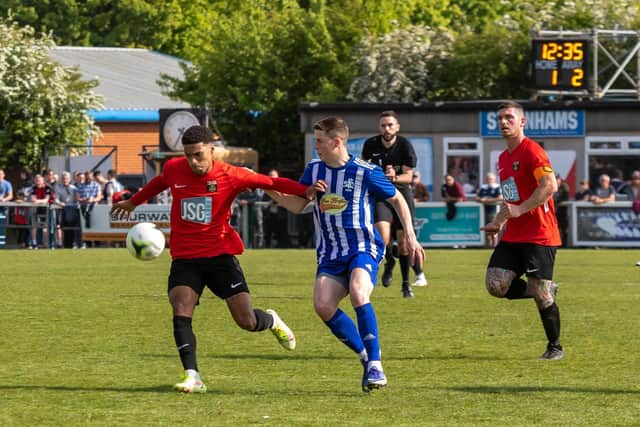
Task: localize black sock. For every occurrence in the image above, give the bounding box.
[384,247,395,269]
[413,263,423,275]
[539,303,561,347]
[399,254,410,283]
[173,316,197,371]
[253,308,273,331]
[505,277,531,299]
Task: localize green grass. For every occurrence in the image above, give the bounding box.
[1,248,639,426]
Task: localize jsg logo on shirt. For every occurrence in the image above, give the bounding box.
[181,197,212,224]
[501,176,520,202]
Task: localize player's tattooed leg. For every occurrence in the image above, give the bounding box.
[485,267,517,298]
[528,277,554,309]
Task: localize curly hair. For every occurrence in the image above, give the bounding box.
[181,125,214,145]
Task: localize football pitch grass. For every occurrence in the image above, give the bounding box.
[1,248,638,426]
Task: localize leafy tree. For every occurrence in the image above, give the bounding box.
[348,25,454,103]
[0,0,186,54]
[161,0,349,169]
[437,26,530,100]
[347,0,640,102]
[0,19,103,172]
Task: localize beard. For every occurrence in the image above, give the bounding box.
[382,133,395,143]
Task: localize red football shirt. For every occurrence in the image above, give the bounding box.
[130,157,307,259]
[497,137,561,246]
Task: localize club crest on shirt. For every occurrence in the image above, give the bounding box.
[343,178,355,192]
[319,193,348,214]
[206,180,218,192]
[512,161,520,171]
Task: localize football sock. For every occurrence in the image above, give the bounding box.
[186,369,200,379]
[539,303,561,346]
[399,254,410,283]
[505,277,531,299]
[325,309,365,354]
[413,262,423,275]
[355,303,381,362]
[253,308,273,331]
[384,246,396,269]
[173,315,198,371]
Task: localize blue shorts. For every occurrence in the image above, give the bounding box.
[317,252,380,289]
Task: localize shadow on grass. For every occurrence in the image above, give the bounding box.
[449,385,640,395]
[0,384,355,397]
[142,352,500,361]
[0,384,172,394]
[142,353,355,361]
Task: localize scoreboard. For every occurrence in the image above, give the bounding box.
[532,39,590,91]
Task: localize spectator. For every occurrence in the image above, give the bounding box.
[553,174,570,247]
[411,171,430,203]
[610,169,632,199]
[12,190,29,248]
[261,169,290,248]
[28,174,54,249]
[102,169,123,205]
[630,170,640,200]
[574,180,592,201]
[44,169,60,247]
[92,172,104,203]
[590,174,616,204]
[463,172,477,195]
[93,170,107,187]
[476,172,503,247]
[0,168,14,247]
[441,174,466,221]
[630,170,640,214]
[156,188,172,205]
[55,171,82,248]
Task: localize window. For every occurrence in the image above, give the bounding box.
[585,136,640,189]
[443,137,482,196]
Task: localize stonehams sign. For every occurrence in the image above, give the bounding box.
[480,110,585,138]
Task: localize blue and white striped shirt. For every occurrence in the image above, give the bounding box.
[301,155,396,263]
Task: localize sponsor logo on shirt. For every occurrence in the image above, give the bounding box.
[181,197,212,224]
[319,193,348,214]
[501,176,520,202]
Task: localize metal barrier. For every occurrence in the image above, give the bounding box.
[13,200,636,249]
[0,202,83,249]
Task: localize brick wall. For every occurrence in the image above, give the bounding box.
[93,122,159,174]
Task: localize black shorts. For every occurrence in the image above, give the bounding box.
[374,187,415,232]
[168,254,250,299]
[488,241,557,280]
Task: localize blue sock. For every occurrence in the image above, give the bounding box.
[355,303,380,362]
[325,309,365,354]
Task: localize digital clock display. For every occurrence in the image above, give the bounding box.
[532,39,589,90]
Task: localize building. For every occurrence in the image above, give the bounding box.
[49,46,191,176]
[300,100,640,198]
[300,100,640,247]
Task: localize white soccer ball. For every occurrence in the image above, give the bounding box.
[126,222,166,261]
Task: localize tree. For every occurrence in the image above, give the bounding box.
[161,0,349,169]
[436,26,530,100]
[348,25,454,103]
[0,0,187,54]
[0,19,103,172]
